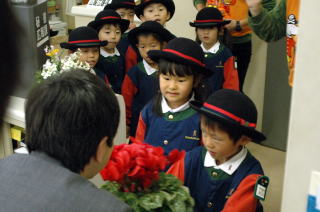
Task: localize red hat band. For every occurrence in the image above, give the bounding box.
[101,16,121,20]
[162,49,205,67]
[69,39,101,44]
[202,102,257,128]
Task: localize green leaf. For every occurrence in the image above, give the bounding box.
[138,193,164,210]
[101,181,121,194]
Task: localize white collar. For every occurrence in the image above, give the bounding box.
[143,59,157,75]
[161,95,193,113]
[100,48,120,57]
[201,41,220,54]
[204,147,248,175]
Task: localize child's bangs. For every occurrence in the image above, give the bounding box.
[158,59,193,77]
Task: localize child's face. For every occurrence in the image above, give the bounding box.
[140,3,170,26]
[196,27,219,48]
[98,24,122,53]
[116,8,136,30]
[79,47,100,68]
[159,73,194,109]
[137,34,162,66]
[200,120,248,165]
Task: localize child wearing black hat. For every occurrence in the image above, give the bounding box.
[135,37,211,155]
[88,9,130,94]
[190,7,239,94]
[60,26,107,77]
[125,0,175,73]
[121,21,175,137]
[104,0,136,58]
[167,89,269,212]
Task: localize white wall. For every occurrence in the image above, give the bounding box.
[281,1,320,211]
[166,1,197,39]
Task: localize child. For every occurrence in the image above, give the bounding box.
[135,37,212,155]
[88,9,129,94]
[122,21,175,137]
[168,89,268,212]
[190,7,239,94]
[125,0,175,73]
[60,26,107,74]
[104,0,136,55]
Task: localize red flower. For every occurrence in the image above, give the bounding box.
[100,142,184,191]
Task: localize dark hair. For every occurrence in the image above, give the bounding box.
[97,23,121,34]
[0,2,21,124]
[136,32,164,46]
[25,70,120,173]
[201,115,242,143]
[152,59,204,115]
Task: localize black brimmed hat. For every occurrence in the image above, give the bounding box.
[60,26,107,49]
[190,89,266,143]
[128,21,175,46]
[104,0,135,10]
[148,37,212,76]
[87,9,130,33]
[135,0,175,21]
[190,7,230,28]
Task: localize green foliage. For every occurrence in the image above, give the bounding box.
[101,172,194,211]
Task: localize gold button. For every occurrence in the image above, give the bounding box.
[168,114,173,119]
[163,140,169,145]
[212,171,218,177]
[207,202,213,208]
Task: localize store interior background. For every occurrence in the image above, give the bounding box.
[6,0,320,211]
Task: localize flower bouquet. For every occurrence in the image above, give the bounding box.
[35,46,93,83]
[100,140,194,212]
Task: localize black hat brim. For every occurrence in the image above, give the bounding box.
[60,41,108,50]
[135,0,175,21]
[190,100,266,143]
[128,25,175,46]
[148,50,212,77]
[88,19,130,33]
[189,20,231,28]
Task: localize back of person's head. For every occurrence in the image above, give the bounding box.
[25,70,120,173]
[0,1,21,123]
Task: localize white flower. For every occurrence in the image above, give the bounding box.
[38,47,93,81]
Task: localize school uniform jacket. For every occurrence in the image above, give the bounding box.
[121,61,158,136]
[96,50,125,94]
[202,42,239,93]
[167,146,264,212]
[125,45,142,73]
[135,101,201,155]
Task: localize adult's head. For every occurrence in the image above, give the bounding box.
[25,70,120,178]
[0,1,21,123]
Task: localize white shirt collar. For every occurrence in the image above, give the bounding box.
[204,147,248,175]
[100,47,120,57]
[161,95,193,113]
[143,59,157,76]
[201,41,220,54]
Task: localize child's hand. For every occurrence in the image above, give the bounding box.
[195,3,205,11]
[224,20,237,32]
[245,0,263,17]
